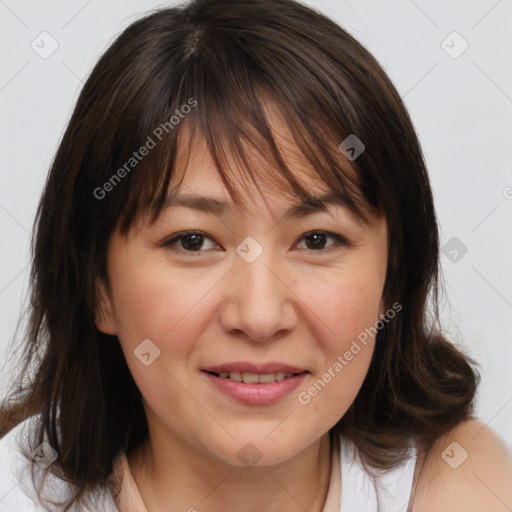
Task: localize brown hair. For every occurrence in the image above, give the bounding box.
[0,0,478,509]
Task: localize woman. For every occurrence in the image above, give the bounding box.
[0,0,510,510]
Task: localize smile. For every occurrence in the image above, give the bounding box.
[205,370,306,383]
[201,370,308,405]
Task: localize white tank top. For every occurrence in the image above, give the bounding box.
[337,435,418,511]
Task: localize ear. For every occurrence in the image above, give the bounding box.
[94,277,117,335]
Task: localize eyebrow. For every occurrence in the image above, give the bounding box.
[162,191,371,225]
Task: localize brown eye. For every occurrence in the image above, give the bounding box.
[164,232,220,253]
[296,231,349,251]
[163,230,350,256]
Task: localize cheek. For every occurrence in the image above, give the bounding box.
[321,278,380,380]
[326,269,384,374]
[108,252,222,355]
[292,264,384,422]
[299,264,384,349]
[107,260,214,406]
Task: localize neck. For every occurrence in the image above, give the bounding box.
[129,431,333,512]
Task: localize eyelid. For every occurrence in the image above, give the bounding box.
[162,231,222,253]
[162,230,352,254]
[296,230,352,250]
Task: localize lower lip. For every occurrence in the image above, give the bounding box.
[202,371,308,405]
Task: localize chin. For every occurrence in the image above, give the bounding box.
[211,429,317,468]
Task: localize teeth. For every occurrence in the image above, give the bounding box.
[243,372,260,384]
[259,373,278,383]
[216,371,296,383]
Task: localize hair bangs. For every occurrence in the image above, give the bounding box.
[116,59,378,236]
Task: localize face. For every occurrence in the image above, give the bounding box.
[95,119,388,468]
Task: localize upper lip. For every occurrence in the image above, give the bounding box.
[202,362,308,374]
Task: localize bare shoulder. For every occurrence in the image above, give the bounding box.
[411,419,512,512]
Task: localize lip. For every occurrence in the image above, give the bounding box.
[202,371,308,405]
[201,362,308,374]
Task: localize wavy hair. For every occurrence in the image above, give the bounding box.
[0,0,478,509]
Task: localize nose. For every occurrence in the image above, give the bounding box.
[218,242,298,342]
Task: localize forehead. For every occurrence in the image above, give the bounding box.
[169,106,364,205]
[158,129,378,230]
[174,127,323,197]
[129,97,381,233]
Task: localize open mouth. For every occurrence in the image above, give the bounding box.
[203,370,308,384]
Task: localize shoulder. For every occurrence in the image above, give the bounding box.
[0,414,42,510]
[1,415,73,510]
[411,419,512,512]
[0,415,119,511]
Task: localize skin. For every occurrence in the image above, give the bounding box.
[94,113,512,511]
[411,420,512,511]
[95,115,389,511]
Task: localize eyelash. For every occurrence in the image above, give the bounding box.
[162,230,351,255]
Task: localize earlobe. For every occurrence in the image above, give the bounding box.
[94,278,117,335]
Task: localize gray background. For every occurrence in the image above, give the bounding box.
[1,0,511,446]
